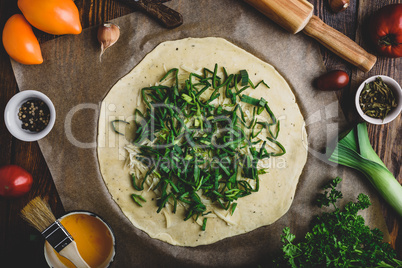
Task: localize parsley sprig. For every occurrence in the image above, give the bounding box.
[274,177,402,267]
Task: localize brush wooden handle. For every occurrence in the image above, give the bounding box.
[59,241,90,268]
[303,15,376,72]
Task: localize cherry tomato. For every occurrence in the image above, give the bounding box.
[315,70,350,91]
[2,14,43,65]
[369,4,402,58]
[18,0,82,35]
[0,165,33,198]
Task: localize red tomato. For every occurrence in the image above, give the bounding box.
[18,0,82,35]
[2,14,43,65]
[0,165,33,198]
[315,70,350,91]
[369,4,402,58]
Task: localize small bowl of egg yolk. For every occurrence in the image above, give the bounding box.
[44,211,115,268]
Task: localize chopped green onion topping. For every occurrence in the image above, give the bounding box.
[122,65,285,230]
[131,193,146,207]
[111,120,129,136]
[202,217,208,231]
[239,70,249,86]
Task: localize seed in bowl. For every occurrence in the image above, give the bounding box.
[18,99,50,132]
[359,77,397,120]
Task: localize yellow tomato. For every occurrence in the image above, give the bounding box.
[18,0,82,35]
[2,14,43,65]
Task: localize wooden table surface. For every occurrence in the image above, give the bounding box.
[0,0,400,267]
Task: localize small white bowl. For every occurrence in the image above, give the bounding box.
[4,90,56,141]
[44,211,116,268]
[355,75,402,125]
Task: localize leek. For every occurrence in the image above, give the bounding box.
[328,122,402,217]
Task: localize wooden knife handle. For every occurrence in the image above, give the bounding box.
[119,0,183,28]
[303,15,376,72]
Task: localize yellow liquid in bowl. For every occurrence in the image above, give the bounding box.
[52,213,114,268]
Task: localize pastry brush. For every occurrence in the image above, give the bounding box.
[21,196,90,268]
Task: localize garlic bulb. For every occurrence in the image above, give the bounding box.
[97,22,120,61]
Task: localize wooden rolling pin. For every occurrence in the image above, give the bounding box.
[243,0,376,72]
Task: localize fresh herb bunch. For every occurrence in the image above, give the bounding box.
[274,177,402,267]
[117,64,285,229]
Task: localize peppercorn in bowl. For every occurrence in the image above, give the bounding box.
[4,90,56,141]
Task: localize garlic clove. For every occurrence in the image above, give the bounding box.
[328,0,350,13]
[97,22,120,61]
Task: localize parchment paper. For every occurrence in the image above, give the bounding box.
[11,1,388,267]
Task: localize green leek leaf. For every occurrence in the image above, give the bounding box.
[328,122,402,217]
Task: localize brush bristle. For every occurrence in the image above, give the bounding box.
[21,196,56,232]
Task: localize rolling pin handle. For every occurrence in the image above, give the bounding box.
[303,15,376,72]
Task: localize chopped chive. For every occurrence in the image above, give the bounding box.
[239,70,249,86]
[159,68,178,83]
[255,80,270,89]
[202,217,208,231]
[131,194,146,207]
[111,120,129,136]
[131,173,144,191]
[116,65,285,229]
